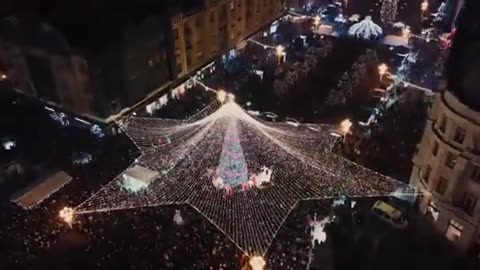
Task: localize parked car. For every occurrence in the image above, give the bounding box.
[285,118,300,127]
[371,200,408,230]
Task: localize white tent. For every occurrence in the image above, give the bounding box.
[121,165,159,193]
[312,24,334,36]
[383,35,410,48]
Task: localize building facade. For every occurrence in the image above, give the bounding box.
[411,90,480,254]
[0,12,177,121]
[0,0,285,123]
[173,0,284,78]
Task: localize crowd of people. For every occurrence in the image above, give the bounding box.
[0,133,136,269]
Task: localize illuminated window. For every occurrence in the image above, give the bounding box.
[432,141,439,156]
[427,201,439,221]
[472,165,480,183]
[436,177,448,194]
[445,220,463,242]
[445,152,457,169]
[461,192,477,216]
[423,165,432,183]
[438,116,447,133]
[453,126,466,144]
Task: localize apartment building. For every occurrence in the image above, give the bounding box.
[173,0,284,78]
[411,91,480,254]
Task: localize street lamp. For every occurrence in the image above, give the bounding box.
[420,0,429,17]
[249,256,266,270]
[217,89,227,103]
[378,63,388,81]
[275,45,285,65]
[313,15,321,29]
[59,207,75,227]
[339,118,353,135]
[402,26,411,43]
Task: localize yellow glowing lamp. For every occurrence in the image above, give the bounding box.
[249,256,266,270]
[59,207,75,226]
[421,1,429,12]
[217,89,227,103]
[340,118,353,135]
[378,63,388,78]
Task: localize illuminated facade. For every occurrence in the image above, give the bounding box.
[411,90,480,254]
[173,0,284,78]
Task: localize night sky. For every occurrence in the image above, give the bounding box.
[447,0,480,110]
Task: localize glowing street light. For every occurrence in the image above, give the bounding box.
[275,45,284,56]
[378,63,388,81]
[339,118,353,135]
[313,15,321,29]
[249,256,266,270]
[0,73,7,80]
[421,1,429,17]
[402,26,411,43]
[59,207,75,227]
[217,89,227,103]
[275,45,286,65]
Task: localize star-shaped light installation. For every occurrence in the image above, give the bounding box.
[74,100,414,256]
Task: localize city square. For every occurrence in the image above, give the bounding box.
[0,1,478,270]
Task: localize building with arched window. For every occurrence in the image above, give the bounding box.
[411,90,480,253]
[410,0,480,256]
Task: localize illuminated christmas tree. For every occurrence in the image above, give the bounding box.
[380,0,399,24]
[217,120,248,188]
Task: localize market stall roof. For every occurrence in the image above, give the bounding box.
[11,170,72,209]
[123,165,159,183]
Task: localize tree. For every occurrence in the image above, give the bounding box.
[380,0,399,24]
[217,120,248,188]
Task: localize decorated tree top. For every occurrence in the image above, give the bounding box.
[348,16,383,40]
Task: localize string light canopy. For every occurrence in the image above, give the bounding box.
[74,99,415,255]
